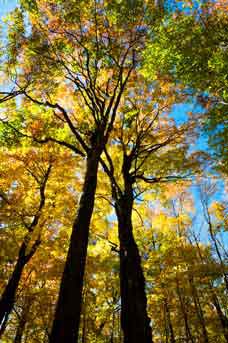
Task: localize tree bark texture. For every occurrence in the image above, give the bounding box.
[114,155,152,343]
[116,203,152,343]
[50,152,100,343]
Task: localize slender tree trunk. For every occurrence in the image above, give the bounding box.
[0,256,24,328]
[0,312,9,338]
[175,277,194,343]
[50,152,100,343]
[164,299,175,343]
[211,286,228,343]
[208,221,228,292]
[13,293,33,343]
[14,311,28,343]
[163,302,169,343]
[0,240,39,337]
[110,310,115,343]
[191,235,228,343]
[188,275,209,343]
[118,310,122,343]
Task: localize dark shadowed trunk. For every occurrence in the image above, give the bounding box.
[116,205,152,343]
[116,203,152,343]
[113,154,152,343]
[0,257,24,333]
[0,239,40,338]
[81,285,88,343]
[50,151,100,343]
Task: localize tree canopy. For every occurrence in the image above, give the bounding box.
[0,1,227,343]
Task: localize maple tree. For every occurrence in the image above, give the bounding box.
[100,72,201,342]
[0,1,157,341]
[0,143,79,337]
[0,1,227,343]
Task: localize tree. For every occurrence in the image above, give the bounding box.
[0,1,227,342]
[0,1,154,341]
[143,0,228,173]
[100,73,201,342]
[0,147,52,336]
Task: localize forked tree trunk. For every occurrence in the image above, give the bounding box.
[50,151,100,343]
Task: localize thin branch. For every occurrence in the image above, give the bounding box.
[136,174,191,184]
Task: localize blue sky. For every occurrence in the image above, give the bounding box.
[0,0,18,17]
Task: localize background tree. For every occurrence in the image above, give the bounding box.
[143,0,228,173]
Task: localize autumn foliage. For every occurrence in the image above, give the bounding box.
[0,1,227,343]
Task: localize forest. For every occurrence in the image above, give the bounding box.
[0,0,227,342]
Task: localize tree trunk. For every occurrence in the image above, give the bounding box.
[208,221,228,292]
[109,154,152,343]
[114,155,152,343]
[81,287,87,343]
[188,275,209,343]
[50,152,100,343]
[0,240,37,337]
[116,204,152,343]
[211,288,228,343]
[191,235,228,343]
[175,277,194,343]
[164,299,175,343]
[14,313,27,343]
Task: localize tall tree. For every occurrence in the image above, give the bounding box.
[100,76,199,342]
[0,1,154,341]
